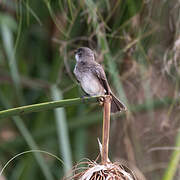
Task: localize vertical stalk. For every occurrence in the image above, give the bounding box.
[51,85,73,173]
[102,95,111,164]
[162,130,180,180]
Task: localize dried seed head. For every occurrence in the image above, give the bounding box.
[63,161,135,180]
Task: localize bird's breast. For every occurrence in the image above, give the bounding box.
[80,72,105,96]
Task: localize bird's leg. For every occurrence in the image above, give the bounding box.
[98,95,112,106]
[98,96,105,106]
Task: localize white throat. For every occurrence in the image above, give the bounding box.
[75,54,80,62]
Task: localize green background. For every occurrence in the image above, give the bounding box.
[0,0,180,180]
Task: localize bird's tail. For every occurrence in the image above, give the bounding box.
[110,93,127,113]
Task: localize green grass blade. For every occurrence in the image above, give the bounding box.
[14,2,22,54]
[0,92,54,180]
[0,149,65,177]
[51,85,73,173]
[0,96,100,119]
[1,23,24,104]
[73,105,87,161]
[162,130,180,180]
[43,0,68,38]
[0,97,176,152]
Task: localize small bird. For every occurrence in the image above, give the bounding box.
[73,47,127,113]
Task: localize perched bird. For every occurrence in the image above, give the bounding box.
[73,47,127,113]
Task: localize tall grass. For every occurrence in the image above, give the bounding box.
[0,0,179,180]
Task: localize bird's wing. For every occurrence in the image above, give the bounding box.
[91,64,111,95]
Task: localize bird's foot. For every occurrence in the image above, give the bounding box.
[98,95,112,106]
[98,96,105,106]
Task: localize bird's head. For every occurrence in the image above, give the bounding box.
[74,47,95,62]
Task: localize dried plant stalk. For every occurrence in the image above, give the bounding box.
[102,95,111,164]
[63,95,135,180]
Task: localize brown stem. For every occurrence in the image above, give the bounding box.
[101,95,111,164]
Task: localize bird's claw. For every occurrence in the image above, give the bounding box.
[98,96,105,106]
[98,95,112,106]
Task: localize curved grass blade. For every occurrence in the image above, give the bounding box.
[0,92,54,180]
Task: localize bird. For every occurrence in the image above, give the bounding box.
[73,47,127,113]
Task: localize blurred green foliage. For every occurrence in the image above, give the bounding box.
[0,0,180,180]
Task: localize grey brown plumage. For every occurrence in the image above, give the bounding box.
[90,62,126,113]
[74,47,127,113]
[110,93,126,113]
